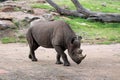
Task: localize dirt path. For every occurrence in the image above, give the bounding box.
[0,43,120,80]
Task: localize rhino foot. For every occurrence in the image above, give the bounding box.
[32,58,38,62]
[64,62,70,66]
[29,55,32,59]
[29,55,38,62]
[56,61,63,64]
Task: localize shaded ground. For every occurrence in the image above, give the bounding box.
[0,43,120,80]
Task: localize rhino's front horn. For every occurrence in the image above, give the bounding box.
[82,54,86,60]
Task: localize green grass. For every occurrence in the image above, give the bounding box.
[31,3,54,10]
[31,0,120,13]
[1,36,27,44]
[30,0,120,13]
[57,0,120,13]
[54,0,120,44]
[80,0,120,13]
[54,16,120,44]
[1,37,17,44]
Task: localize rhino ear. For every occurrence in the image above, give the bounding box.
[78,36,82,40]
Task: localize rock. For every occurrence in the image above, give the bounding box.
[24,14,55,23]
[0,23,9,30]
[0,1,34,14]
[24,16,46,23]
[16,28,27,39]
[33,9,48,15]
[0,20,16,30]
[101,2,107,7]
[21,6,34,14]
[0,29,15,39]
[42,14,54,21]
[0,14,13,21]
[0,0,7,2]
[50,12,60,16]
[0,6,15,12]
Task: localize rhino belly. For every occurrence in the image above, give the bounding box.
[32,31,54,48]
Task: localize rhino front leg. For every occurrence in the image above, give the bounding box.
[54,46,70,66]
[56,53,63,64]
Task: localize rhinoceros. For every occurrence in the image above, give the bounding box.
[26,20,86,66]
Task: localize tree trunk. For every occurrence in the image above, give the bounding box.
[46,0,120,22]
[71,0,91,17]
[46,0,85,18]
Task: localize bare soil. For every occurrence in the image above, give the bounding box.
[0,43,120,80]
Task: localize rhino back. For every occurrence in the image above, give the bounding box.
[30,21,53,48]
[30,20,75,48]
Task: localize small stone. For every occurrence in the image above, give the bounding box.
[0,69,9,74]
[95,37,101,40]
[101,2,107,7]
[21,6,34,14]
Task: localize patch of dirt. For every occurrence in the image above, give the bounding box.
[0,43,120,80]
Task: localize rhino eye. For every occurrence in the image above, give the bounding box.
[71,37,76,44]
[78,50,82,54]
[71,52,74,56]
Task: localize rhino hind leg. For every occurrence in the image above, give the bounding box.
[55,53,63,64]
[26,31,39,61]
[29,41,39,61]
[54,46,70,66]
[29,42,39,61]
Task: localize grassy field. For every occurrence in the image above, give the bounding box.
[31,0,120,13]
[31,0,120,44]
[63,16,120,44]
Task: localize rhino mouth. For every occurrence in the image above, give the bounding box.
[75,54,86,64]
[76,60,82,64]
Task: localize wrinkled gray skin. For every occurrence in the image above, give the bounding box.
[26,20,86,66]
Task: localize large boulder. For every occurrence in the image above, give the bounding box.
[0,29,15,39]
[0,6,15,12]
[0,0,7,2]
[33,9,48,15]
[0,20,16,30]
[0,1,34,14]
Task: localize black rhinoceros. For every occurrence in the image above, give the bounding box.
[26,20,86,66]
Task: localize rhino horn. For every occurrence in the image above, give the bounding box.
[82,54,86,60]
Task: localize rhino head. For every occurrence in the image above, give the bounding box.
[68,36,86,64]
